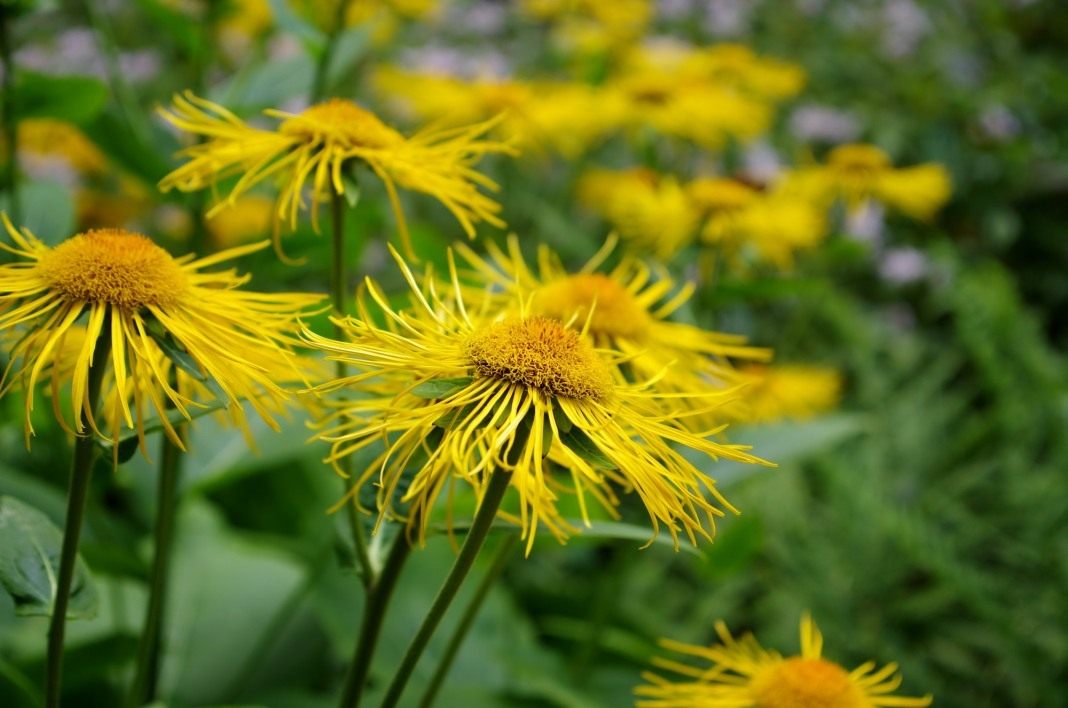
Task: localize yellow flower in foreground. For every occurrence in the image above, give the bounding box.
[158,92,515,254]
[637,614,932,708]
[579,168,699,260]
[456,236,771,427]
[0,215,323,451]
[305,248,768,554]
[731,364,842,424]
[785,143,952,221]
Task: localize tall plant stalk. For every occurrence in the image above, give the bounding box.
[311,0,353,103]
[44,327,113,708]
[379,470,514,708]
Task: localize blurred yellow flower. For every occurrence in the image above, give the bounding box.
[457,236,771,427]
[304,247,767,554]
[785,143,952,221]
[15,118,108,176]
[205,194,276,248]
[637,614,932,708]
[731,364,842,424]
[579,168,699,260]
[158,92,514,255]
[0,216,323,453]
[524,0,651,51]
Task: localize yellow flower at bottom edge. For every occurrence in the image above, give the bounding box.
[158,92,515,255]
[0,215,324,452]
[304,247,771,555]
[636,614,932,708]
[455,235,771,429]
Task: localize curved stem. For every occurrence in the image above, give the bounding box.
[45,327,112,708]
[0,11,20,224]
[311,0,353,103]
[379,470,513,708]
[329,189,375,589]
[338,533,412,708]
[417,533,518,708]
[127,429,185,707]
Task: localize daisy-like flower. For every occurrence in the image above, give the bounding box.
[158,92,515,254]
[784,143,952,221]
[455,236,771,427]
[636,614,932,708]
[304,248,768,555]
[0,215,323,453]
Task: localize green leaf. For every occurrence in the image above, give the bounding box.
[341,172,361,208]
[12,72,108,123]
[145,323,206,382]
[411,377,473,399]
[98,400,228,464]
[574,521,703,556]
[0,180,75,243]
[0,496,98,619]
[559,427,614,470]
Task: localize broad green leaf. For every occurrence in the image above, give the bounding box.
[97,400,228,464]
[0,180,75,244]
[0,496,98,619]
[411,377,473,399]
[574,521,704,556]
[559,427,614,470]
[12,72,108,123]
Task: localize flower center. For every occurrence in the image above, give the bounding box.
[751,658,868,708]
[38,229,187,308]
[465,317,612,400]
[687,177,757,213]
[827,144,891,174]
[280,99,404,149]
[534,274,650,340]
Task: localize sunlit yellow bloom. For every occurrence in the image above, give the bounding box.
[689,177,827,269]
[730,364,842,424]
[205,194,276,249]
[524,0,651,50]
[456,236,770,427]
[784,144,952,221]
[0,215,323,454]
[637,614,932,708]
[579,168,699,260]
[158,92,514,255]
[14,118,108,176]
[305,248,767,554]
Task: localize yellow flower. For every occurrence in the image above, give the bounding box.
[455,236,771,428]
[158,92,514,255]
[785,144,952,221]
[731,364,842,424]
[15,118,108,176]
[579,168,700,260]
[0,216,324,453]
[205,194,276,249]
[304,248,768,554]
[637,614,932,708]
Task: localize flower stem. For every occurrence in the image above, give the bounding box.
[127,429,185,707]
[379,470,514,708]
[417,533,518,708]
[45,326,112,708]
[338,533,412,708]
[329,189,375,589]
[311,0,353,103]
[0,10,20,224]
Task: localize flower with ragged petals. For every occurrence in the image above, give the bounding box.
[637,614,932,708]
[158,92,515,254]
[0,215,323,454]
[304,247,769,554]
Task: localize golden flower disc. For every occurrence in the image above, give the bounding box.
[465,316,612,400]
[280,98,404,149]
[751,658,867,708]
[37,229,187,308]
[827,143,892,173]
[535,273,650,340]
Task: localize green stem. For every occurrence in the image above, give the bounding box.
[0,11,19,224]
[127,430,185,707]
[329,189,374,589]
[417,534,518,708]
[45,326,113,708]
[338,533,412,708]
[379,470,514,708]
[311,0,353,103]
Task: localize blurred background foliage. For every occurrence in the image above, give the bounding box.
[1,0,1067,707]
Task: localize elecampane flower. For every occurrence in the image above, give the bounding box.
[0,215,323,452]
[636,614,932,708]
[158,92,515,254]
[305,248,767,554]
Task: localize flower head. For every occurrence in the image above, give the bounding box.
[730,364,842,424]
[158,92,515,255]
[637,614,932,708]
[304,248,768,554]
[0,215,323,455]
